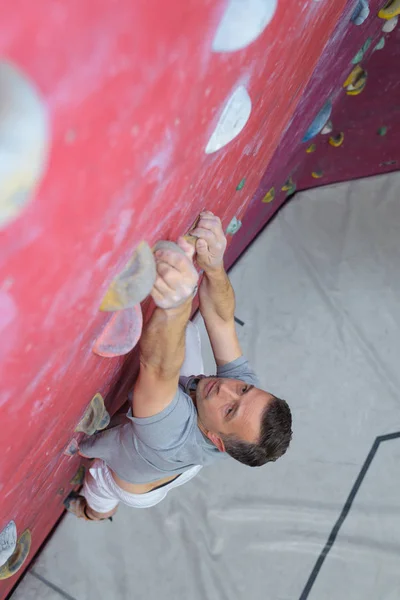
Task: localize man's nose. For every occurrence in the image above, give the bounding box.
[218,381,236,399]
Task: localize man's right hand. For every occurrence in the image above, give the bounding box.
[151,237,198,310]
[190,211,227,272]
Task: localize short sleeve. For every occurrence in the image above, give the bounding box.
[126,387,197,452]
[217,356,260,387]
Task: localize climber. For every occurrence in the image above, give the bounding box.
[65,211,292,521]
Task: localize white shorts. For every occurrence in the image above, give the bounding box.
[82,459,202,512]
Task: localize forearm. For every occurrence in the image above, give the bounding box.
[199,265,235,324]
[139,299,192,379]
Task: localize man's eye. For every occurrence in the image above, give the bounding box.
[241,386,248,394]
[225,407,234,417]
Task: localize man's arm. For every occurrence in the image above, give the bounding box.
[132,239,198,418]
[191,212,242,366]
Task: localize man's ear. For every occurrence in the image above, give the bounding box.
[206,431,226,453]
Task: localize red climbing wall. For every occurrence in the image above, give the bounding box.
[2,0,399,596]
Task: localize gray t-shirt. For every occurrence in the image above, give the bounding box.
[80,356,259,484]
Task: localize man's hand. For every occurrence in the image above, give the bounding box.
[151,237,199,310]
[190,211,227,272]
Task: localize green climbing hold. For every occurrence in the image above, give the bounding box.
[352,37,372,64]
[226,216,242,235]
[236,178,246,191]
[374,36,385,51]
[378,126,388,136]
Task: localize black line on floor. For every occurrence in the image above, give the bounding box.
[30,570,78,600]
[298,431,400,600]
[234,316,245,326]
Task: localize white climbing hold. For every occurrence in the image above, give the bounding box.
[321,120,333,135]
[382,15,398,32]
[0,61,49,229]
[205,86,252,154]
[212,0,278,52]
[0,521,17,567]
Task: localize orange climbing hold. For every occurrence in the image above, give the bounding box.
[100,241,156,312]
[378,0,400,19]
[343,66,368,96]
[93,304,143,358]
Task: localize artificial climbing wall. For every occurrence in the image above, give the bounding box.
[1,0,399,596]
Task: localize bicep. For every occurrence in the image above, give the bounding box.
[204,317,242,366]
[131,362,179,418]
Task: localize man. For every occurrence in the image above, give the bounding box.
[66,211,292,521]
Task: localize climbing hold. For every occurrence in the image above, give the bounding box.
[212,0,278,52]
[75,393,110,436]
[236,177,246,191]
[100,241,156,312]
[0,522,17,568]
[351,0,370,25]
[377,126,388,135]
[311,170,324,179]
[306,143,317,154]
[343,66,367,95]
[382,14,398,30]
[302,101,332,142]
[281,177,296,196]
[352,37,372,63]
[0,530,31,580]
[374,36,386,50]
[262,187,275,203]
[329,132,344,147]
[226,216,242,235]
[321,120,333,135]
[64,438,79,456]
[378,0,400,20]
[184,215,201,246]
[70,465,86,487]
[93,305,143,358]
[0,61,50,229]
[205,86,252,154]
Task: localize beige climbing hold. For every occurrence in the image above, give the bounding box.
[184,215,200,246]
[343,66,368,95]
[306,143,317,154]
[378,0,400,19]
[100,241,156,312]
[262,187,275,203]
[329,132,344,147]
[0,530,31,580]
[93,305,143,358]
[75,393,110,436]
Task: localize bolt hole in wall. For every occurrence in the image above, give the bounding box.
[0,61,49,229]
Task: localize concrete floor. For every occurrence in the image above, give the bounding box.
[10,174,400,600]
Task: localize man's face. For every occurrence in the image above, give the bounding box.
[195,377,274,448]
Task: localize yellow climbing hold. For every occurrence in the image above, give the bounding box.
[329,132,344,147]
[70,465,86,487]
[311,170,324,179]
[262,187,275,203]
[100,241,156,312]
[281,177,293,192]
[0,530,31,580]
[306,144,316,154]
[378,0,400,19]
[343,66,368,96]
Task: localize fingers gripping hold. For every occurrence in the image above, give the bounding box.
[151,240,198,309]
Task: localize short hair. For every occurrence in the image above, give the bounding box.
[223,395,292,467]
